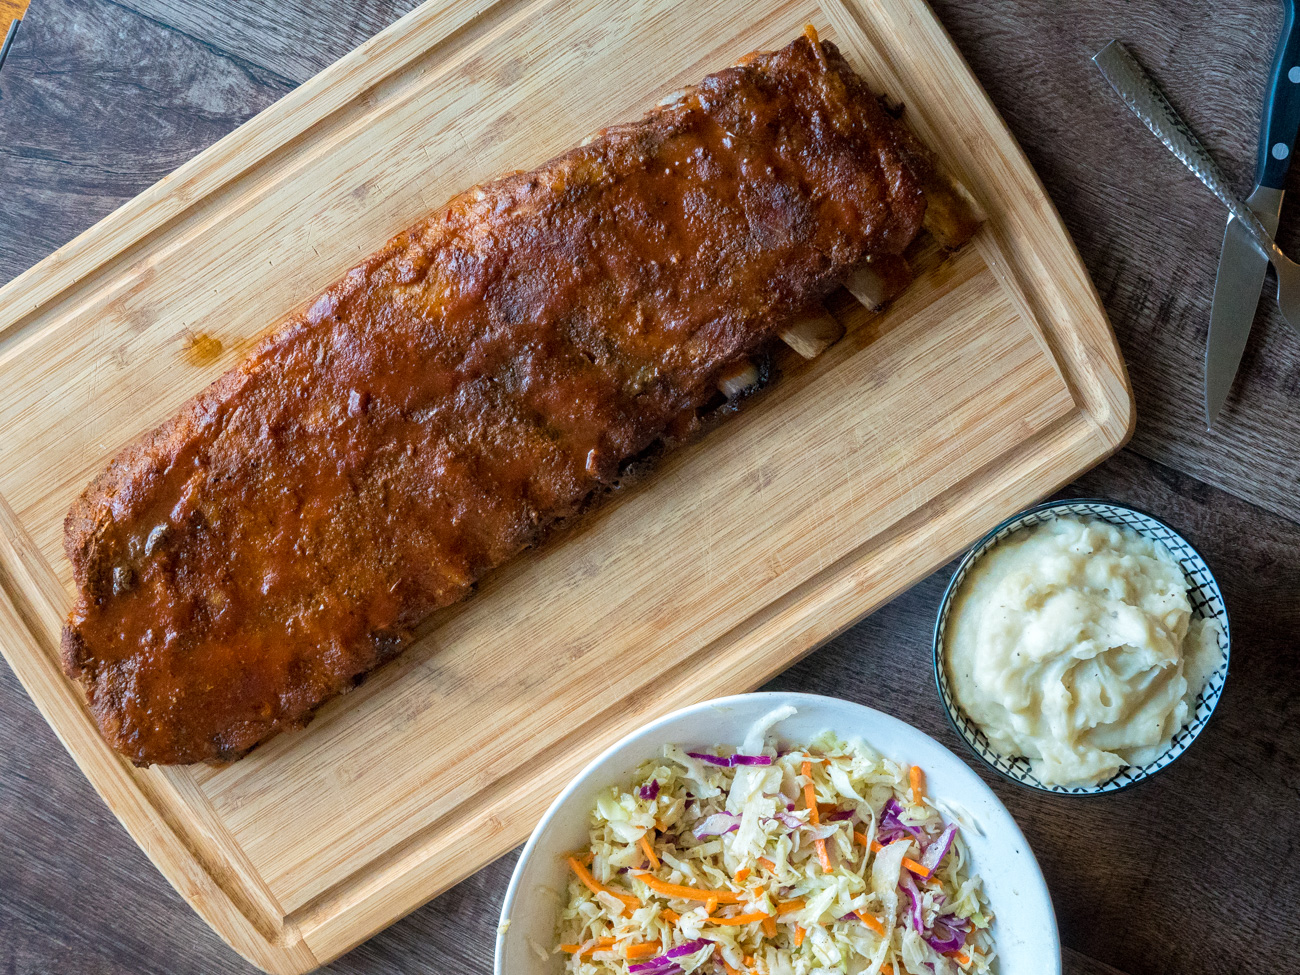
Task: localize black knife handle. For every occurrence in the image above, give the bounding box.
[1260,0,1300,188]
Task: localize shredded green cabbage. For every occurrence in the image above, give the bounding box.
[554,719,995,974]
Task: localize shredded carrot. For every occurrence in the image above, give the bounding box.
[744,956,756,967]
[903,856,930,878]
[720,960,743,975]
[761,915,777,937]
[634,872,741,903]
[794,924,807,947]
[909,765,926,802]
[757,856,777,872]
[814,837,832,873]
[775,898,805,915]
[559,937,616,957]
[733,866,751,884]
[862,829,924,873]
[708,911,773,926]
[858,913,887,936]
[882,965,895,975]
[567,856,640,911]
[624,942,662,960]
[949,951,972,966]
[638,833,660,870]
[801,762,818,821]
[660,908,681,924]
[705,895,719,915]
[802,761,832,873]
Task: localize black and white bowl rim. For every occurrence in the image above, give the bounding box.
[932,498,1231,796]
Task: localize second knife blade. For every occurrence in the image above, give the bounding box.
[1205,185,1283,427]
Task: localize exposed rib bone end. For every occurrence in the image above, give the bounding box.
[779,306,845,359]
[844,255,913,311]
[717,358,761,399]
[921,171,985,249]
[657,87,695,109]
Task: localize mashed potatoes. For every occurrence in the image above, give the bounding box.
[944,516,1222,787]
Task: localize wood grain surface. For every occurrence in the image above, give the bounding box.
[0,2,1297,975]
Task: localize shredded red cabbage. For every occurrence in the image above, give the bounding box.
[686,752,732,767]
[920,822,958,875]
[692,812,741,839]
[628,939,712,975]
[899,869,925,932]
[769,810,804,830]
[878,797,928,846]
[665,941,711,958]
[686,751,773,768]
[639,780,660,801]
[627,962,681,975]
[763,805,848,832]
[924,914,971,954]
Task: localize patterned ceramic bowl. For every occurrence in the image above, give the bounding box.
[932,498,1230,795]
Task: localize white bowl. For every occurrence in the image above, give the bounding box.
[495,691,1060,974]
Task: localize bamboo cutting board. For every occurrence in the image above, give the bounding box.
[0,0,1131,971]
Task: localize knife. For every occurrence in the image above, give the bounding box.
[1206,0,1300,427]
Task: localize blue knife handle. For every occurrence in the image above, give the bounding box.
[1260,0,1300,188]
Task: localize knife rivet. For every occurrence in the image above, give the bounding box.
[1289,65,1300,83]
[1273,142,1291,160]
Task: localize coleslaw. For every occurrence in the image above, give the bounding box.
[554,707,995,974]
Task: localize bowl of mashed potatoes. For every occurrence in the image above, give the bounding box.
[933,499,1229,795]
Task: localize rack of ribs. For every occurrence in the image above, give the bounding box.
[60,31,978,765]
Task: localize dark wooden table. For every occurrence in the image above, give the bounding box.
[2,2,1297,973]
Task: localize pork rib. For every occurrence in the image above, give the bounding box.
[61,35,931,765]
